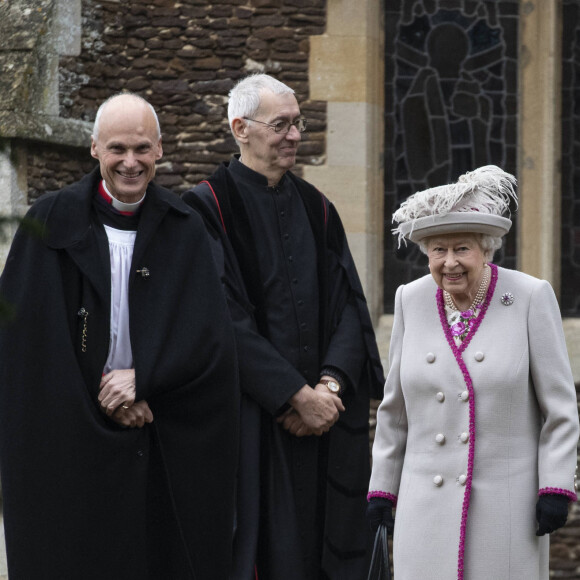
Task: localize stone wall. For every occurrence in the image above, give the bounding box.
[22,0,328,201]
[548,382,580,578]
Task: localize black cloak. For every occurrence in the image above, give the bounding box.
[0,168,239,579]
[183,161,385,580]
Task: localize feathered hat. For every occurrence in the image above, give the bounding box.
[392,165,518,246]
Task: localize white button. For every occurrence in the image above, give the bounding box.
[458,474,467,485]
[433,475,443,486]
[436,392,445,402]
[426,352,436,363]
[460,432,469,443]
[460,391,469,402]
[474,351,484,362]
[435,433,446,445]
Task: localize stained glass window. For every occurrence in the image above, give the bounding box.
[561,0,580,315]
[384,0,519,312]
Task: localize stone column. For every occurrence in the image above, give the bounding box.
[306,0,384,322]
[518,0,562,294]
[0,141,27,266]
[0,0,89,271]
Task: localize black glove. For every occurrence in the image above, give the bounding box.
[366,497,394,534]
[535,494,569,536]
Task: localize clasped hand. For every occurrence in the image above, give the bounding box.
[278,383,345,437]
[99,369,136,415]
[98,369,154,428]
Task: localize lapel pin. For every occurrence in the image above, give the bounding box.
[136,267,150,278]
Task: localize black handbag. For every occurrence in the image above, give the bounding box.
[367,524,392,580]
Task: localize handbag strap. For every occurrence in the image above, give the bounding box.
[367,524,392,580]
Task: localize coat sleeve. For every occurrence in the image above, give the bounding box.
[321,299,365,389]
[528,280,579,501]
[321,202,384,397]
[182,185,308,415]
[368,284,408,503]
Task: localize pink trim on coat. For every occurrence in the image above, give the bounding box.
[367,491,398,507]
[436,263,498,580]
[538,487,578,502]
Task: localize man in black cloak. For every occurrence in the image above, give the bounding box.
[0,93,239,579]
[182,74,385,580]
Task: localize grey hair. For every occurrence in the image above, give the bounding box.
[92,93,161,141]
[227,73,295,131]
[418,233,503,262]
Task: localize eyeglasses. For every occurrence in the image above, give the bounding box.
[243,116,308,133]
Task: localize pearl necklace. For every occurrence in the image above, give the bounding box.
[444,264,490,312]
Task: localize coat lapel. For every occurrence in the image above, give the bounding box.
[42,168,111,303]
[129,183,190,289]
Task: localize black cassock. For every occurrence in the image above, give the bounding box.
[0,168,239,580]
[183,157,385,580]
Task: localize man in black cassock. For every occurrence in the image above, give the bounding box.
[0,93,239,579]
[182,74,385,580]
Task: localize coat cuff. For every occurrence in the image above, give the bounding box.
[367,490,398,507]
[320,366,349,392]
[538,487,578,502]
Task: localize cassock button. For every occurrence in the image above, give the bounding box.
[460,391,469,402]
[474,351,484,362]
[435,433,446,445]
[460,432,469,443]
[288,255,294,262]
[433,475,443,487]
[298,300,304,306]
[303,346,309,352]
[436,392,445,402]
[426,352,436,363]
[458,474,467,485]
[292,278,298,284]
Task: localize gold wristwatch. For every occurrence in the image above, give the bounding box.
[320,379,341,396]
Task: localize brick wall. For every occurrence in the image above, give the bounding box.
[27,0,326,201]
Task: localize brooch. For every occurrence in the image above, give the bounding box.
[501,292,514,306]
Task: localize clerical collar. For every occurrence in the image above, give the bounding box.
[231,155,287,189]
[98,180,146,215]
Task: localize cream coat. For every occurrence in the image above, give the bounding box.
[370,266,579,580]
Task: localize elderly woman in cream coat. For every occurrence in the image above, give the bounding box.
[367,166,579,580]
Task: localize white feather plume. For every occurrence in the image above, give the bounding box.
[392,165,518,245]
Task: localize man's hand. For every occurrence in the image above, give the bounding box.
[111,400,154,428]
[277,408,315,437]
[99,369,136,416]
[279,384,345,436]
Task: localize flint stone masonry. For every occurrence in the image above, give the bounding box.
[0,0,91,239]
[0,0,84,120]
[3,0,326,201]
[50,0,326,200]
